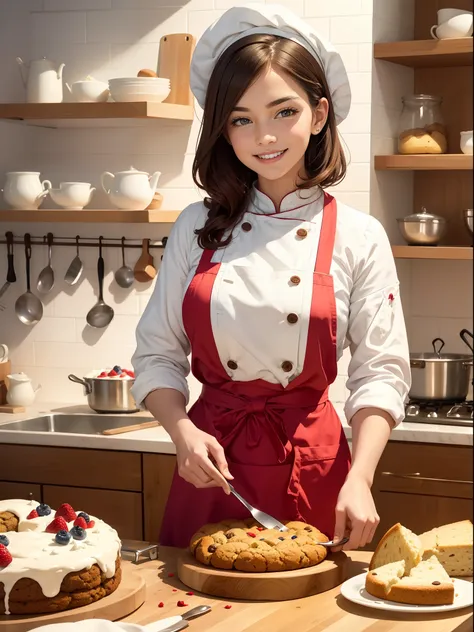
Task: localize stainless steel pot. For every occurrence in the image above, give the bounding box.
[409,338,472,402]
[68,374,139,413]
[397,207,446,246]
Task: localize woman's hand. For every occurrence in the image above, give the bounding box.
[172,419,234,494]
[331,473,380,552]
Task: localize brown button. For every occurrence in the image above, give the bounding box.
[241,222,252,232]
[287,313,298,324]
[227,360,238,370]
[296,228,308,238]
[281,361,293,372]
[290,275,301,285]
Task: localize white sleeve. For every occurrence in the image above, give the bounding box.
[131,203,204,408]
[343,218,411,426]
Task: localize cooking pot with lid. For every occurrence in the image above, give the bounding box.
[409,337,472,402]
[68,374,139,413]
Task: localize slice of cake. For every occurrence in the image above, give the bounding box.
[369,523,422,574]
[365,560,405,599]
[388,555,455,605]
[419,520,473,577]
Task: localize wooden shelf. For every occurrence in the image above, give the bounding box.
[374,154,473,170]
[392,245,473,260]
[374,38,473,68]
[0,209,181,223]
[0,102,194,125]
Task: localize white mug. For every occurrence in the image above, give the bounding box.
[431,13,473,39]
[0,344,8,363]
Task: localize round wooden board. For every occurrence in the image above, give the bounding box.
[178,550,348,601]
[0,569,146,632]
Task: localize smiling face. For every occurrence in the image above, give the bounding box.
[226,65,328,200]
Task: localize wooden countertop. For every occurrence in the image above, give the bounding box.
[120,547,473,632]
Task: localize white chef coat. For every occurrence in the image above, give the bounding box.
[131,185,411,425]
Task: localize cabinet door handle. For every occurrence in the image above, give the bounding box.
[381,472,473,485]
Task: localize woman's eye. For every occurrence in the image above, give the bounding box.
[230,117,251,127]
[277,107,298,118]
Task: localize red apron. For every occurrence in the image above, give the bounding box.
[160,193,351,547]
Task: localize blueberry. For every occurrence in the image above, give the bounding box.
[291,535,297,540]
[36,503,51,517]
[278,537,285,541]
[70,526,87,541]
[77,512,90,524]
[113,365,121,374]
[55,530,71,545]
[0,535,9,546]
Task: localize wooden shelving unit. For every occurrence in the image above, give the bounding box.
[392,245,473,260]
[0,209,181,223]
[374,154,473,170]
[374,38,473,68]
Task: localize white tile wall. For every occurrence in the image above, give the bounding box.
[1,0,468,410]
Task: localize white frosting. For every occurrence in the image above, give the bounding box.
[0,500,121,615]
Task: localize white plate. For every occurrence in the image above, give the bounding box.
[340,572,473,614]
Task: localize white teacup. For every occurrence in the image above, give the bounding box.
[49,182,96,210]
[431,13,473,39]
[460,130,473,155]
[438,8,472,23]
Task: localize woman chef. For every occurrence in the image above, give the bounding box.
[131,4,411,550]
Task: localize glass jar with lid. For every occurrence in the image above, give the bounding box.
[398,94,447,155]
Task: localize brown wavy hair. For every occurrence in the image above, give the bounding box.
[193,33,347,249]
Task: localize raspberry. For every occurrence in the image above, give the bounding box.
[0,544,12,567]
[185,591,194,596]
[73,517,88,530]
[55,503,77,522]
[77,512,90,524]
[246,532,256,538]
[98,372,107,378]
[26,509,38,519]
[224,605,232,609]
[46,517,69,534]
[158,602,164,608]
[177,601,188,607]
[256,527,264,531]
[86,520,96,529]
[172,589,177,592]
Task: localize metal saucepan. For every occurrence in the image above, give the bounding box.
[409,337,472,402]
[68,374,139,413]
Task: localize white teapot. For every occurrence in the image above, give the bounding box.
[16,57,65,103]
[101,167,161,210]
[6,372,42,407]
[2,172,52,210]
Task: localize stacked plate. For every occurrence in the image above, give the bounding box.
[108,77,171,103]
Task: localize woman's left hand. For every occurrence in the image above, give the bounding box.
[331,473,380,552]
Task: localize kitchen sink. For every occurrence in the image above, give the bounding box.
[0,414,145,434]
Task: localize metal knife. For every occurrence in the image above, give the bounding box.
[143,605,211,632]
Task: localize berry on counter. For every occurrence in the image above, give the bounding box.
[158,602,164,608]
[36,504,51,517]
[70,526,87,540]
[46,517,69,534]
[77,512,90,524]
[224,605,232,609]
[177,601,188,607]
[0,544,12,567]
[55,530,72,545]
[26,509,39,519]
[0,535,9,546]
[246,532,256,538]
[73,516,88,530]
[185,591,194,596]
[55,503,77,522]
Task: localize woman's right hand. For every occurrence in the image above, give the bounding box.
[172,419,234,494]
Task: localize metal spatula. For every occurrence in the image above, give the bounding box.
[228,484,349,547]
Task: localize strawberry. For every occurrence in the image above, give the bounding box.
[73,516,88,530]
[55,503,77,522]
[46,516,68,534]
[108,370,118,377]
[98,372,107,378]
[26,509,39,519]
[224,605,232,609]
[86,520,95,529]
[128,370,135,378]
[0,544,12,567]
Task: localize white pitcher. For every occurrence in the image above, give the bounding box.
[6,373,41,407]
[101,167,161,210]
[2,172,51,210]
[16,56,65,103]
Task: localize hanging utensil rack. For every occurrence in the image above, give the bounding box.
[0,234,168,249]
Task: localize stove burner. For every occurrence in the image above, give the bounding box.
[405,400,473,426]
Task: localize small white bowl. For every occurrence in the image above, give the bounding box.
[109,86,171,103]
[460,130,473,155]
[49,182,96,210]
[66,80,109,103]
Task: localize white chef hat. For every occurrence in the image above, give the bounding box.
[190,3,351,125]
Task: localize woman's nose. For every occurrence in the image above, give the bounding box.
[255,128,277,146]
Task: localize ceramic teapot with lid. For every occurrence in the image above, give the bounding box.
[16,56,65,103]
[6,372,41,407]
[101,167,161,210]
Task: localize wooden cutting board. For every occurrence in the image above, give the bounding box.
[177,550,348,601]
[0,569,146,631]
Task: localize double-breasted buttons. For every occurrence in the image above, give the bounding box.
[241,222,252,232]
[290,275,301,285]
[287,313,298,324]
[227,360,238,370]
[281,361,293,372]
[296,228,308,238]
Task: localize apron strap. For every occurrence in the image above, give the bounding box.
[315,193,337,275]
[195,247,215,275]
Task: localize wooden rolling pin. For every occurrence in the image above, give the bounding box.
[102,420,159,435]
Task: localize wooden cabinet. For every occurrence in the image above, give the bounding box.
[0,481,41,502]
[369,441,473,548]
[142,454,176,542]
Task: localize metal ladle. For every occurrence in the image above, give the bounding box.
[114,236,134,288]
[86,236,114,328]
[64,235,83,286]
[15,233,43,325]
[36,232,55,293]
